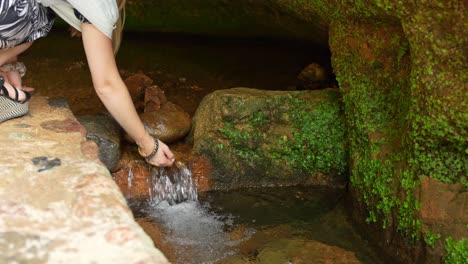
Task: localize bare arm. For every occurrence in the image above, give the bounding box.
[0,42,34,91]
[0,42,32,65]
[80,23,174,167]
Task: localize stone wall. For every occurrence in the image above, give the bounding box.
[327,1,466,262]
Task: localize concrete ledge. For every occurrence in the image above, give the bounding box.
[0,97,168,263]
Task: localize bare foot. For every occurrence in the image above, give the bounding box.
[20,86,34,93]
[0,77,30,102]
[0,70,34,93]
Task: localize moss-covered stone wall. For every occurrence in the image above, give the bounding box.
[326,1,467,262]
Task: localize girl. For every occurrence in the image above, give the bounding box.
[0,0,175,167]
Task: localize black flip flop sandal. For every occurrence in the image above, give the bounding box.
[0,76,31,123]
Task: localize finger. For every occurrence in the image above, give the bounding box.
[150,153,173,167]
[163,147,175,161]
[156,158,173,167]
[159,154,174,167]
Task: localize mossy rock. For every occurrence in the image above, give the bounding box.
[190,87,346,189]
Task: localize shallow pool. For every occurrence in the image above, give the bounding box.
[131,187,390,264]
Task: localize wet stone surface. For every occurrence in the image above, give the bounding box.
[78,114,122,172]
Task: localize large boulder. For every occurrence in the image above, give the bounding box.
[190,87,346,190]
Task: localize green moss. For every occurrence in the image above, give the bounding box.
[406,8,468,189]
[219,121,260,160]
[329,2,466,257]
[329,20,426,238]
[275,96,346,175]
[218,91,346,177]
[444,237,468,264]
[423,231,441,248]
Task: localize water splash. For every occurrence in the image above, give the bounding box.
[127,167,134,189]
[139,161,254,263]
[147,161,198,206]
[144,201,254,264]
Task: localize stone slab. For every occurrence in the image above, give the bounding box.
[0,97,168,263]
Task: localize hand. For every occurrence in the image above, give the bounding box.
[147,139,175,167]
[138,135,175,167]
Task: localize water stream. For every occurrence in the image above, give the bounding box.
[130,162,247,263]
[147,161,198,206]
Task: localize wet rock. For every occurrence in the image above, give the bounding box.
[224,225,363,264]
[136,218,178,263]
[296,63,328,90]
[144,85,168,112]
[113,143,208,199]
[124,73,154,112]
[255,238,362,264]
[126,102,191,144]
[123,84,191,143]
[418,177,468,255]
[188,155,214,192]
[78,115,122,172]
[112,149,152,199]
[190,88,346,190]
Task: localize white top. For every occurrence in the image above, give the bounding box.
[38,0,118,39]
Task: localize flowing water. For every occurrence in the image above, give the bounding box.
[147,161,198,205]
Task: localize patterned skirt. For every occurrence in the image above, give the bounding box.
[0,0,55,49]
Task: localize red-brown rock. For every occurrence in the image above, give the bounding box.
[419,177,468,246]
[189,155,213,192]
[144,85,168,112]
[113,160,152,199]
[124,73,154,112]
[136,219,178,263]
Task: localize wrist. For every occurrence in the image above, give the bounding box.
[139,135,159,162]
[136,133,154,156]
